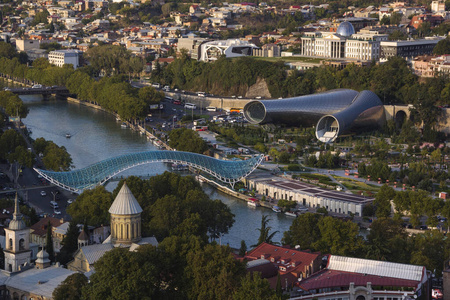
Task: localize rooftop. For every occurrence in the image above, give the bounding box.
[109,182,143,215]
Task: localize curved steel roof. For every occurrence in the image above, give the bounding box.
[34,151,264,193]
[244,89,359,126]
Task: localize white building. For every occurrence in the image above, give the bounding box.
[48,49,82,69]
[246,175,372,216]
[199,39,258,62]
[431,0,446,13]
[300,21,388,61]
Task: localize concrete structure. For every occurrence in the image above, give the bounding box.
[199,39,257,62]
[292,255,430,300]
[253,43,281,57]
[3,195,31,273]
[246,175,373,216]
[15,39,40,52]
[48,49,82,69]
[380,38,443,61]
[177,36,210,60]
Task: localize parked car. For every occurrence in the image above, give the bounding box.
[40,191,46,196]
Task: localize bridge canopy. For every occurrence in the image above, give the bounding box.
[34,151,264,193]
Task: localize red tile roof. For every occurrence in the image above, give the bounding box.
[298,269,420,291]
[30,217,63,237]
[245,243,321,277]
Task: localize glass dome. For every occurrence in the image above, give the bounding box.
[336,21,355,37]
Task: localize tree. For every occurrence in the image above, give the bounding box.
[253,215,279,247]
[233,272,279,300]
[53,273,88,300]
[239,240,247,257]
[282,213,321,250]
[366,218,408,262]
[433,38,450,55]
[168,128,208,153]
[67,186,113,226]
[374,185,396,218]
[186,244,246,300]
[57,221,80,265]
[275,273,282,296]
[46,220,55,262]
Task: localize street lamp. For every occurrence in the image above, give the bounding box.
[51,191,58,202]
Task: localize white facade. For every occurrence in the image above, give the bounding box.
[431,1,446,13]
[199,39,257,62]
[301,32,388,61]
[247,177,372,216]
[48,49,82,69]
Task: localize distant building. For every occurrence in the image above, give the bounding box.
[300,21,388,61]
[431,1,446,13]
[177,35,211,60]
[244,242,322,289]
[409,14,444,29]
[48,49,82,69]
[199,39,258,62]
[380,38,443,61]
[15,39,40,52]
[252,43,280,57]
[245,174,374,216]
[292,255,430,300]
[412,55,450,77]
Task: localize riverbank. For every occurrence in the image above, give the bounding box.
[66,97,172,150]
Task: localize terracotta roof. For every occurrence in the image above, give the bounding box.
[30,217,63,237]
[245,243,321,276]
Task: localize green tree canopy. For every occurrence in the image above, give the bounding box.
[67,186,113,226]
[53,273,88,300]
[168,128,208,153]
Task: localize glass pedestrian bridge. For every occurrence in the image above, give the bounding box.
[34,151,264,193]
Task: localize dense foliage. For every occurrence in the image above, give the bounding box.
[33,137,72,171]
[282,213,450,275]
[168,128,208,153]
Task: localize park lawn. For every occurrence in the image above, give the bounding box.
[252,56,325,64]
[332,175,381,193]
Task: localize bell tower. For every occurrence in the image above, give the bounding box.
[4,194,31,273]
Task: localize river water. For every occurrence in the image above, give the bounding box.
[20,96,293,248]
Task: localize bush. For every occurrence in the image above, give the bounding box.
[287,164,300,171]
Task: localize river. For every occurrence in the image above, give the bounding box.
[20,96,294,249]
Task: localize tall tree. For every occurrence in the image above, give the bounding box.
[67,186,113,226]
[233,272,279,300]
[46,221,54,262]
[253,215,279,247]
[57,221,80,265]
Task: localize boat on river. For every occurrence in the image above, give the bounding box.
[247,198,261,207]
[285,211,297,217]
[65,133,71,138]
[272,206,282,213]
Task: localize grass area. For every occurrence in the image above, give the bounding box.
[252,56,325,64]
[332,175,380,194]
[296,173,334,185]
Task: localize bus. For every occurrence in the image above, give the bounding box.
[192,126,208,131]
[185,103,197,109]
[230,108,241,114]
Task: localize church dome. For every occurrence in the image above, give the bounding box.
[9,219,26,230]
[37,248,49,260]
[109,182,143,215]
[336,21,355,37]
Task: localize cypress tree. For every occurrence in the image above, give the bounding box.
[46,221,54,262]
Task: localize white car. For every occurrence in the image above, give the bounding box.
[32,84,42,89]
[53,209,61,215]
[67,199,73,204]
[40,191,46,196]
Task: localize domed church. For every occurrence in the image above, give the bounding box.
[68,182,158,273]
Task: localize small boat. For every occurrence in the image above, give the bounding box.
[285,211,297,217]
[272,206,282,213]
[121,123,128,128]
[247,198,261,207]
[65,133,71,138]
